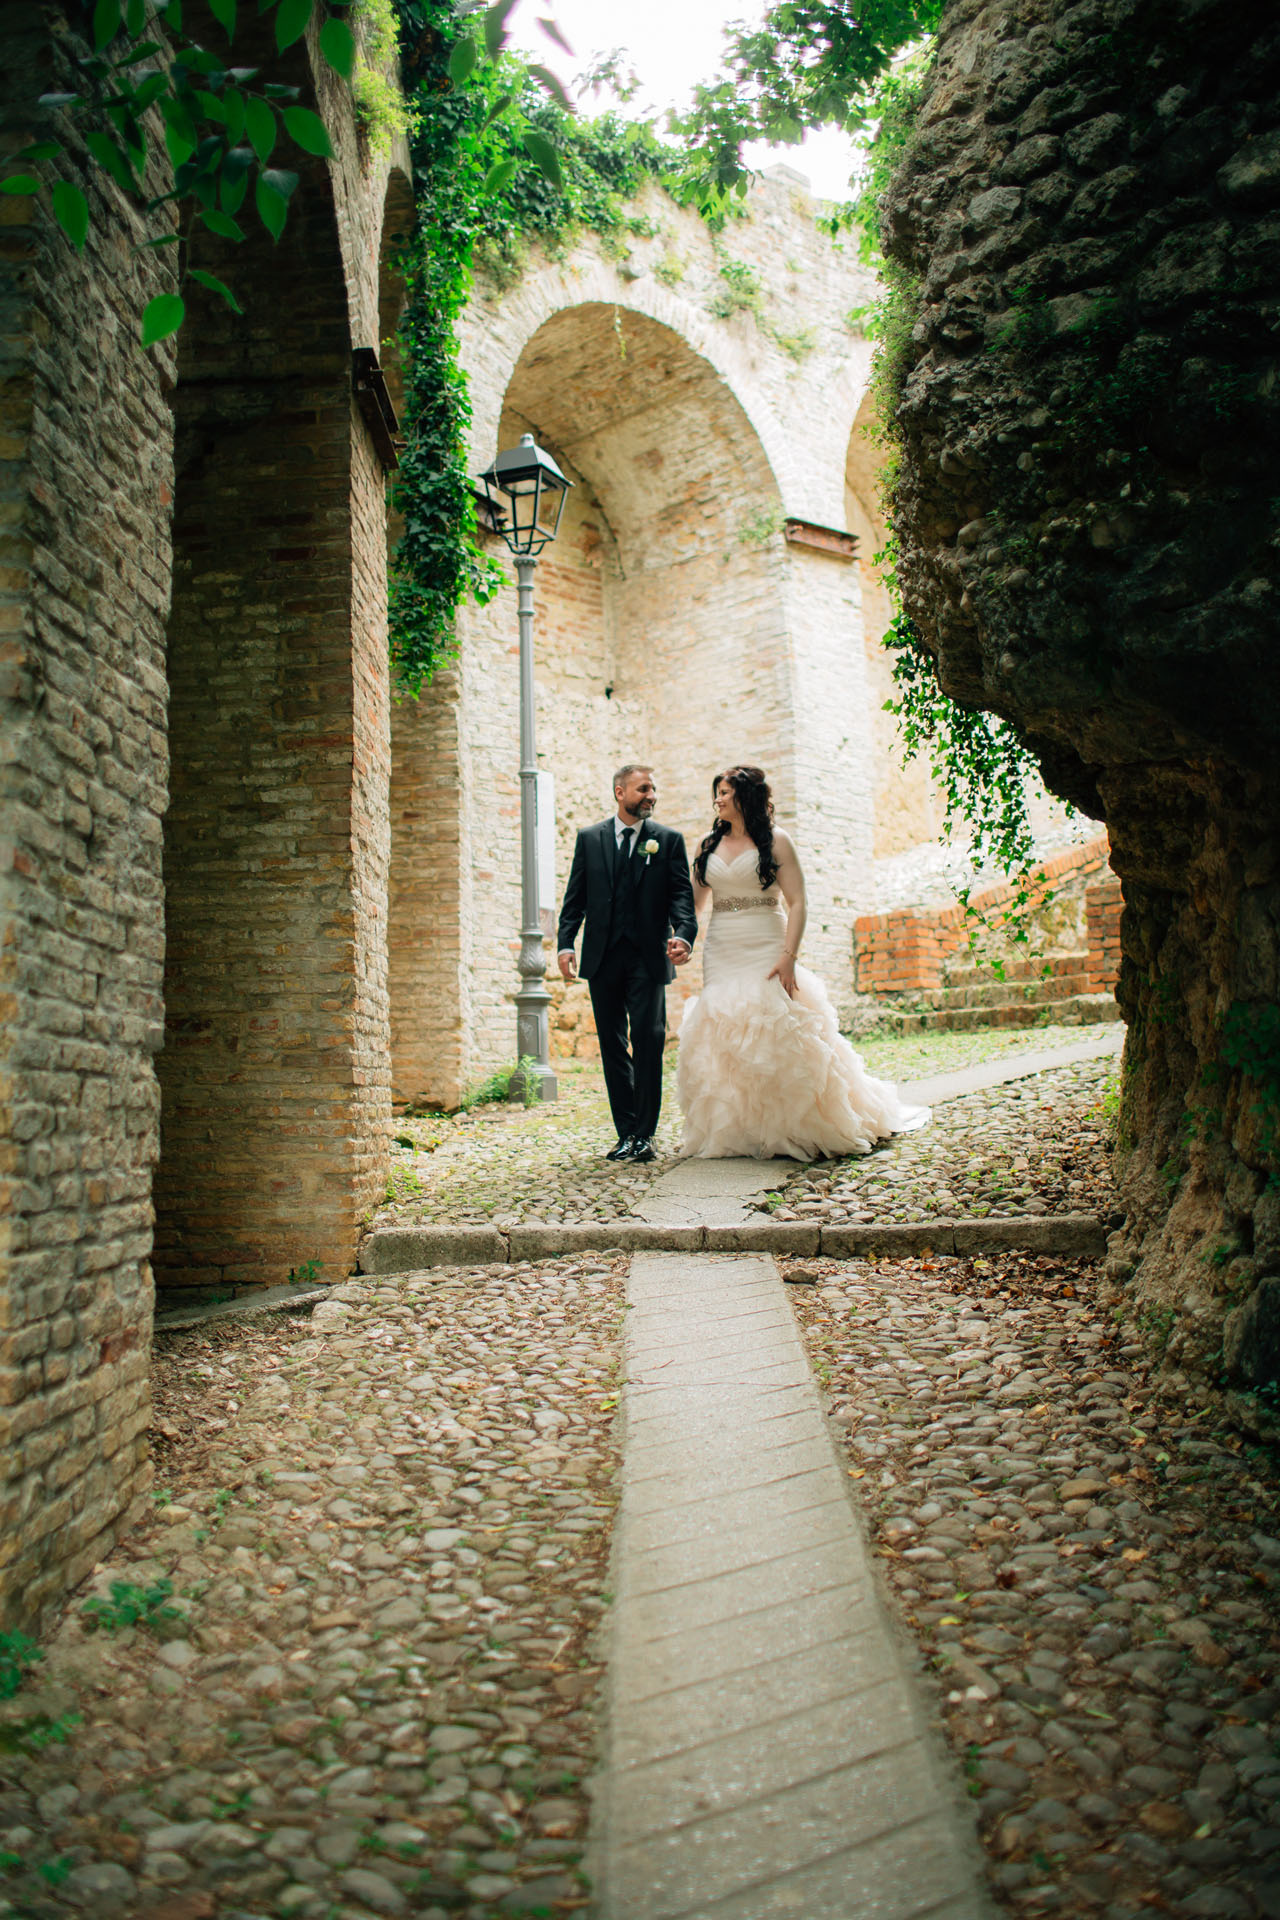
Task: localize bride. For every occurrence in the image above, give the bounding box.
[673,765,930,1160]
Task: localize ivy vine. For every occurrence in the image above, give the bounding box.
[386,0,683,693]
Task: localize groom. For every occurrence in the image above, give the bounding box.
[557,764,697,1162]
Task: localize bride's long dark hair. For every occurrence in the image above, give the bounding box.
[693,765,779,891]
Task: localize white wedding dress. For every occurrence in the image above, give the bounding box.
[676,849,930,1160]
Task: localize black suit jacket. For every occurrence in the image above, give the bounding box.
[557,818,698,984]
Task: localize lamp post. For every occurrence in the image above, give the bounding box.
[476,432,573,1105]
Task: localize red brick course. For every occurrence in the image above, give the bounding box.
[854,835,1122,997]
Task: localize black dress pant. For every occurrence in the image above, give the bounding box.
[588,939,666,1140]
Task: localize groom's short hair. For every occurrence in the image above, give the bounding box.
[613,762,652,793]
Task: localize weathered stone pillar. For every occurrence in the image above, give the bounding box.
[0,10,174,1625]
[880,0,1280,1386]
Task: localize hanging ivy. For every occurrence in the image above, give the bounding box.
[385,0,682,694]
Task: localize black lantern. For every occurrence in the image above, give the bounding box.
[477,433,572,556]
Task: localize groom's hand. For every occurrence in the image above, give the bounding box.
[667,938,691,966]
[557,949,577,982]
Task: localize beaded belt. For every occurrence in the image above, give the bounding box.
[712,896,783,913]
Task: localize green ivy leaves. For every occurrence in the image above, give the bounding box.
[3,0,362,346]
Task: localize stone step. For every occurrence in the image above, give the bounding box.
[941,951,1091,989]
[914,970,1096,1011]
[886,993,1121,1034]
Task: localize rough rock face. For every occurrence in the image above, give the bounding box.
[881,0,1280,1388]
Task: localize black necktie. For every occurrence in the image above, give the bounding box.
[618,826,634,877]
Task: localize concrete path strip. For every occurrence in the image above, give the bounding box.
[897,1021,1122,1108]
[589,1251,992,1920]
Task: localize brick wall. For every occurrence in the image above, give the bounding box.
[854,834,1121,996]
[0,8,177,1626]
[152,31,404,1305]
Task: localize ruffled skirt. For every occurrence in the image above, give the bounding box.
[676,909,929,1160]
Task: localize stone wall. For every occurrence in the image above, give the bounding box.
[880,0,1280,1383]
[392,178,897,1104]
[0,7,176,1626]
[0,5,406,1623]
[853,833,1117,995]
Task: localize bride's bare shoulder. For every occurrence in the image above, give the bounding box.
[772,825,800,857]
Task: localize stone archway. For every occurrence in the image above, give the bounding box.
[390,269,878,1106]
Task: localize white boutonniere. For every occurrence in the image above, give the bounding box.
[641,837,660,862]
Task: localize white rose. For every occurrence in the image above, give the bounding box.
[643,839,659,855]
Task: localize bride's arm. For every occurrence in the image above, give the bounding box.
[768,829,806,998]
[670,863,711,960]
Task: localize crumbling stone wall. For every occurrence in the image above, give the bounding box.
[881,0,1280,1384]
[391,179,940,1104]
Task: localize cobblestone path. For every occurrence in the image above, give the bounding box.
[1,1261,625,1919]
[378,1027,1117,1232]
[8,1038,1280,1918]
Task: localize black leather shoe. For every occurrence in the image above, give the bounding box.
[628,1136,656,1163]
[605,1136,634,1161]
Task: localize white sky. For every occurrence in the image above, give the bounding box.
[506,0,860,203]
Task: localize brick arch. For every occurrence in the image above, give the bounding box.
[462,270,807,521]
[390,296,881,1104]
[154,109,396,1305]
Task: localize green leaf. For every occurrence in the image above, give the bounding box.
[448,37,477,84]
[189,267,243,313]
[140,292,185,347]
[220,147,253,214]
[318,16,355,79]
[16,141,63,162]
[136,232,183,249]
[0,175,40,195]
[51,179,89,249]
[254,167,295,240]
[522,129,561,190]
[85,129,139,194]
[37,93,83,110]
[537,14,574,56]
[281,105,332,157]
[200,206,244,239]
[158,94,197,157]
[223,89,246,146]
[132,72,169,111]
[484,0,520,57]
[244,96,276,162]
[529,63,573,111]
[481,157,516,195]
[159,0,181,26]
[124,0,146,31]
[274,0,312,51]
[195,89,227,123]
[92,0,122,49]
[482,87,515,127]
[208,0,236,34]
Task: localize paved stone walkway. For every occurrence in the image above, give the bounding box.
[592,1253,990,1919]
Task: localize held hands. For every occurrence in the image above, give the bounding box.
[768,953,798,998]
[666,938,691,967]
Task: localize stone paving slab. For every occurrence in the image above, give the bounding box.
[635,1156,797,1228]
[359,1210,1107,1269]
[590,1251,991,1920]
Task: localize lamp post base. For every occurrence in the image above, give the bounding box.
[510,977,558,1104]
